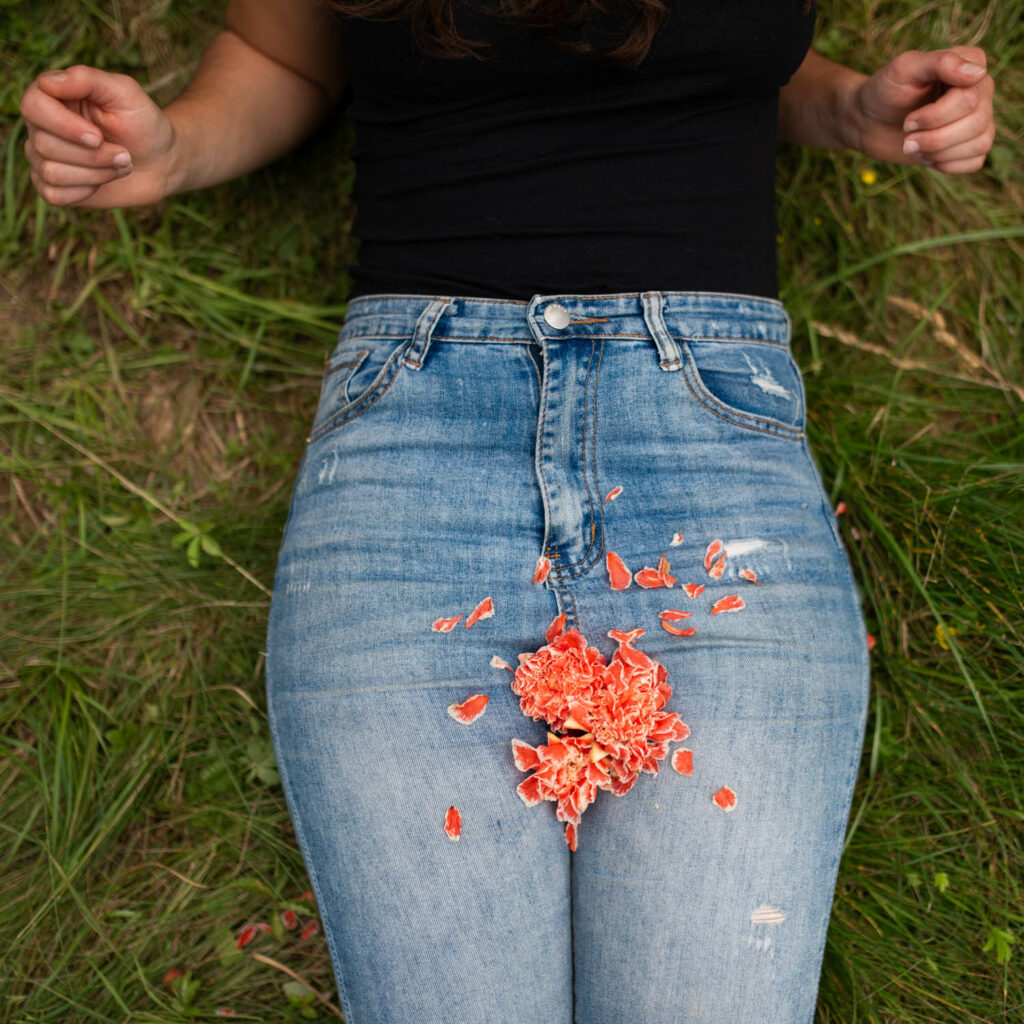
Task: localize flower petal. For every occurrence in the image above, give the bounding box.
[604,486,622,503]
[606,550,632,590]
[682,583,705,599]
[490,655,513,671]
[704,539,727,580]
[545,611,567,644]
[511,738,542,772]
[444,805,462,840]
[447,693,489,724]
[738,568,763,585]
[532,555,552,584]
[565,822,578,850]
[670,531,685,546]
[713,785,737,812]
[671,748,693,776]
[661,621,697,637]
[658,609,692,621]
[710,594,745,615]
[432,614,463,632]
[465,596,495,628]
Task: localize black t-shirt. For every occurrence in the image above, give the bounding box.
[337,0,816,300]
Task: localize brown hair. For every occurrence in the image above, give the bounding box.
[322,0,815,70]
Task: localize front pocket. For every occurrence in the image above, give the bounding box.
[675,337,805,440]
[309,333,413,443]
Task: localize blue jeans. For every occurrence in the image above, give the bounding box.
[266,290,870,1024]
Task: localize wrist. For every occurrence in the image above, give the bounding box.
[161,103,197,197]
[833,67,871,154]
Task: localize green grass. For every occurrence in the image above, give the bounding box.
[1,0,1022,1020]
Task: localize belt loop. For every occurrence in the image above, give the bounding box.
[640,291,681,371]
[402,298,452,371]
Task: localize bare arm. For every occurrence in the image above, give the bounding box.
[778,47,865,152]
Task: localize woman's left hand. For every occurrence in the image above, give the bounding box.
[852,46,995,174]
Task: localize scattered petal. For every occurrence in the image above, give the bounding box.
[835,501,848,516]
[671,748,693,776]
[867,632,877,652]
[465,596,495,628]
[661,621,697,637]
[713,785,737,812]
[545,611,567,644]
[670,530,684,546]
[606,550,633,590]
[163,968,184,990]
[604,486,623,503]
[710,594,745,615]
[299,919,320,939]
[607,627,645,645]
[444,806,462,840]
[490,655,513,671]
[565,822,578,850]
[255,923,272,934]
[738,568,764,585]
[658,609,693,622]
[236,925,264,949]
[635,552,677,588]
[447,693,490,724]
[432,614,463,633]
[704,539,727,579]
[682,583,705,599]
[281,909,299,930]
[532,555,552,584]
[300,890,314,901]
[215,1010,237,1018]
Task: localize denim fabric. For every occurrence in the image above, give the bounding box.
[266,290,870,1024]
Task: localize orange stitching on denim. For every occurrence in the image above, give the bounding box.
[569,316,610,324]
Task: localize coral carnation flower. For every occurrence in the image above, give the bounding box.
[512,733,611,827]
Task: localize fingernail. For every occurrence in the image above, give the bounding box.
[42,70,68,82]
[112,152,131,167]
[81,132,101,147]
[903,138,920,155]
[904,120,919,133]
[961,62,984,75]
[117,163,133,177]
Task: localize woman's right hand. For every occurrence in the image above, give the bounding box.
[20,64,179,208]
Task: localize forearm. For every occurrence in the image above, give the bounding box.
[778,47,868,153]
[163,28,335,196]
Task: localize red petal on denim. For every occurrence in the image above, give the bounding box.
[447,693,489,723]
[607,627,645,645]
[511,738,542,772]
[738,568,764,585]
[672,720,691,741]
[444,806,462,840]
[670,531,684,546]
[490,655,513,671]
[713,785,737,812]
[659,609,692,622]
[235,925,258,949]
[281,909,299,930]
[704,539,727,579]
[300,919,320,939]
[432,614,463,632]
[635,567,667,588]
[516,774,544,806]
[606,551,632,590]
[682,583,704,599]
[671,748,693,776]
[661,621,697,636]
[465,596,495,628]
[532,555,552,584]
[604,486,622,503]
[545,611,567,644]
[565,822,578,850]
[710,594,745,615]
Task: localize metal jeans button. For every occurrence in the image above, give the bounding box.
[543,303,571,329]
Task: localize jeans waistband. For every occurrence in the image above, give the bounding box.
[339,289,792,374]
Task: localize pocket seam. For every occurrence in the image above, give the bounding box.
[677,338,805,441]
[309,338,412,444]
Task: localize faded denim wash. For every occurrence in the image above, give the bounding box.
[266,290,871,1024]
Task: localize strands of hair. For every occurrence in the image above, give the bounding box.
[322,0,814,68]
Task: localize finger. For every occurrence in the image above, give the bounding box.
[919,125,995,166]
[30,156,128,189]
[930,154,989,175]
[890,47,988,91]
[904,103,993,157]
[20,78,106,148]
[26,127,131,170]
[29,168,100,207]
[903,72,993,132]
[33,64,137,111]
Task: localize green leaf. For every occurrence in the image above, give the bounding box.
[933,872,949,893]
[200,533,223,557]
[187,533,201,568]
[982,926,1014,965]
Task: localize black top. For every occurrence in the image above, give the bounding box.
[337,0,816,300]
